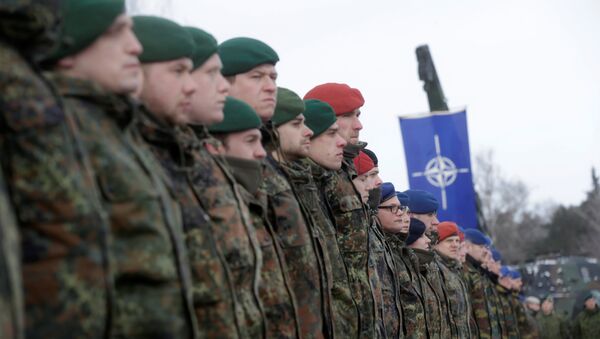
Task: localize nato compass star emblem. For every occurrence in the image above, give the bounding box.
[411,135,469,210]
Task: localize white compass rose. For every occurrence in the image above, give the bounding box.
[411,135,469,210]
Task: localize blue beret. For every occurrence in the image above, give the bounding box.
[380,182,396,203]
[404,189,439,214]
[491,248,502,262]
[509,270,522,279]
[464,228,492,247]
[500,266,511,277]
[396,192,409,207]
[406,218,427,246]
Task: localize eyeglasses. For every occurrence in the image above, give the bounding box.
[378,205,409,214]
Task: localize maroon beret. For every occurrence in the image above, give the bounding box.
[304,82,364,116]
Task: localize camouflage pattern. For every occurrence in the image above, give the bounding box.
[428,253,457,338]
[263,155,326,338]
[303,158,361,338]
[536,309,569,339]
[0,43,112,338]
[483,272,507,338]
[571,306,600,339]
[227,155,301,339]
[462,254,498,339]
[367,211,402,338]
[385,233,429,339]
[47,73,196,338]
[321,143,376,338]
[0,166,23,339]
[136,112,240,338]
[189,127,265,338]
[509,291,539,339]
[411,248,445,339]
[495,285,519,339]
[436,251,473,339]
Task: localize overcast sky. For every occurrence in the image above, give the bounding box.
[132,0,600,207]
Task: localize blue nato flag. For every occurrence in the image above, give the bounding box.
[399,109,478,229]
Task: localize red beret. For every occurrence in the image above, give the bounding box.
[353,151,374,176]
[304,83,365,116]
[438,221,460,242]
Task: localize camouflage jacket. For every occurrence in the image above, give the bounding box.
[509,292,539,339]
[49,73,196,338]
[436,252,473,339]
[1,44,112,338]
[305,158,360,339]
[136,113,240,338]
[227,155,301,338]
[536,311,569,339]
[386,233,428,339]
[483,272,507,338]
[263,155,326,338]
[495,285,519,339]
[571,306,600,339]
[462,255,498,339]
[321,143,376,338]
[0,166,23,339]
[429,253,457,338]
[189,127,265,338]
[411,248,446,339]
[367,211,402,338]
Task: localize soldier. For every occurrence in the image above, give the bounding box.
[378,183,428,339]
[497,267,520,338]
[462,228,502,339]
[353,156,402,338]
[132,19,244,337]
[536,295,570,339]
[572,294,600,339]
[304,83,377,338]
[45,6,196,337]
[208,96,300,338]
[434,222,474,339]
[405,189,455,338]
[219,38,326,338]
[485,248,509,338]
[508,270,539,339]
[0,1,117,337]
[301,99,361,338]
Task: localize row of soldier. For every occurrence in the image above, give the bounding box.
[2,1,599,338]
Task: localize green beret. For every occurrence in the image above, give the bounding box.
[185,26,218,70]
[47,0,125,61]
[208,97,262,133]
[218,37,279,76]
[272,87,305,127]
[133,16,194,63]
[303,99,337,138]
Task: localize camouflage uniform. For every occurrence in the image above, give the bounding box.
[483,272,507,338]
[136,112,240,338]
[226,155,301,339]
[571,305,600,339]
[1,42,112,339]
[462,254,499,339]
[435,251,473,339]
[495,285,519,339]
[367,210,402,338]
[303,158,361,338]
[510,292,539,339]
[47,73,196,338]
[263,154,326,338]
[321,143,376,338]
[410,248,445,339]
[385,233,428,339]
[429,253,457,338]
[189,127,265,338]
[1,166,23,339]
[536,309,569,339]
